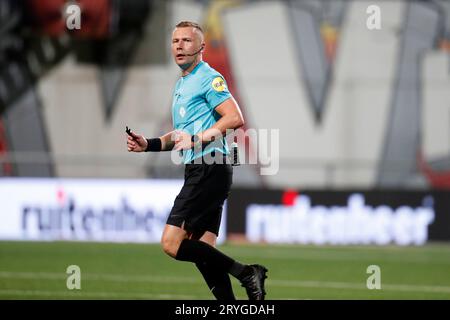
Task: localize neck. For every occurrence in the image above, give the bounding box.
[181,57,202,76]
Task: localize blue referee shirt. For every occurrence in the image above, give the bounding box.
[172,61,232,163]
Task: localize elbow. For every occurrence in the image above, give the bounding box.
[234,114,245,129]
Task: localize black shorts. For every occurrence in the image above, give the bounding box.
[166,154,233,236]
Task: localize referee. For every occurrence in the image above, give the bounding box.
[126,21,267,300]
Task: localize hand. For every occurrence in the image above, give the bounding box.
[173,130,193,151]
[127,131,148,152]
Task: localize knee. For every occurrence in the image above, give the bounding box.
[161,235,180,258]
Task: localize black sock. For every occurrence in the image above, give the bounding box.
[176,239,248,279]
[196,262,236,300]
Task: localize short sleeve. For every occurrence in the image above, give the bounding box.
[204,75,232,110]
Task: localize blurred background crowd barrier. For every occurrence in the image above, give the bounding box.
[1,0,449,244]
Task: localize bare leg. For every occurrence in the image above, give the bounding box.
[160,224,189,258]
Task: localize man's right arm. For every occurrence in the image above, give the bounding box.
[127,130,175,152]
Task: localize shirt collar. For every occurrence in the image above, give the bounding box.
[182,61,204,78]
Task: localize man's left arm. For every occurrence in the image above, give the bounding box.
[198,97,245,143]
[173,97,244,151]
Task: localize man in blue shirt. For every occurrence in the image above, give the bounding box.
[127,21,267,300]
[171,57,231,164]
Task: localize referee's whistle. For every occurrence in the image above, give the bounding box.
[126,126,136,140]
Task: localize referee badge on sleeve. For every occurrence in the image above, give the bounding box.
[211,77,227,92]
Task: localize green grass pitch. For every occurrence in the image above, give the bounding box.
[1,241,450,299]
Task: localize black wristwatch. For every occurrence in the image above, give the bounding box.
[191,134,201,148]
[191,134,198,142]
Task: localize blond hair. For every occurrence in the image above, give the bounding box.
[175,21,204,34]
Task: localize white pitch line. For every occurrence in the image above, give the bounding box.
[222,249,450,264]
[0,271,199,284]
[1,271,450,294]
[0,289,198,299]
[268,279,450,293]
